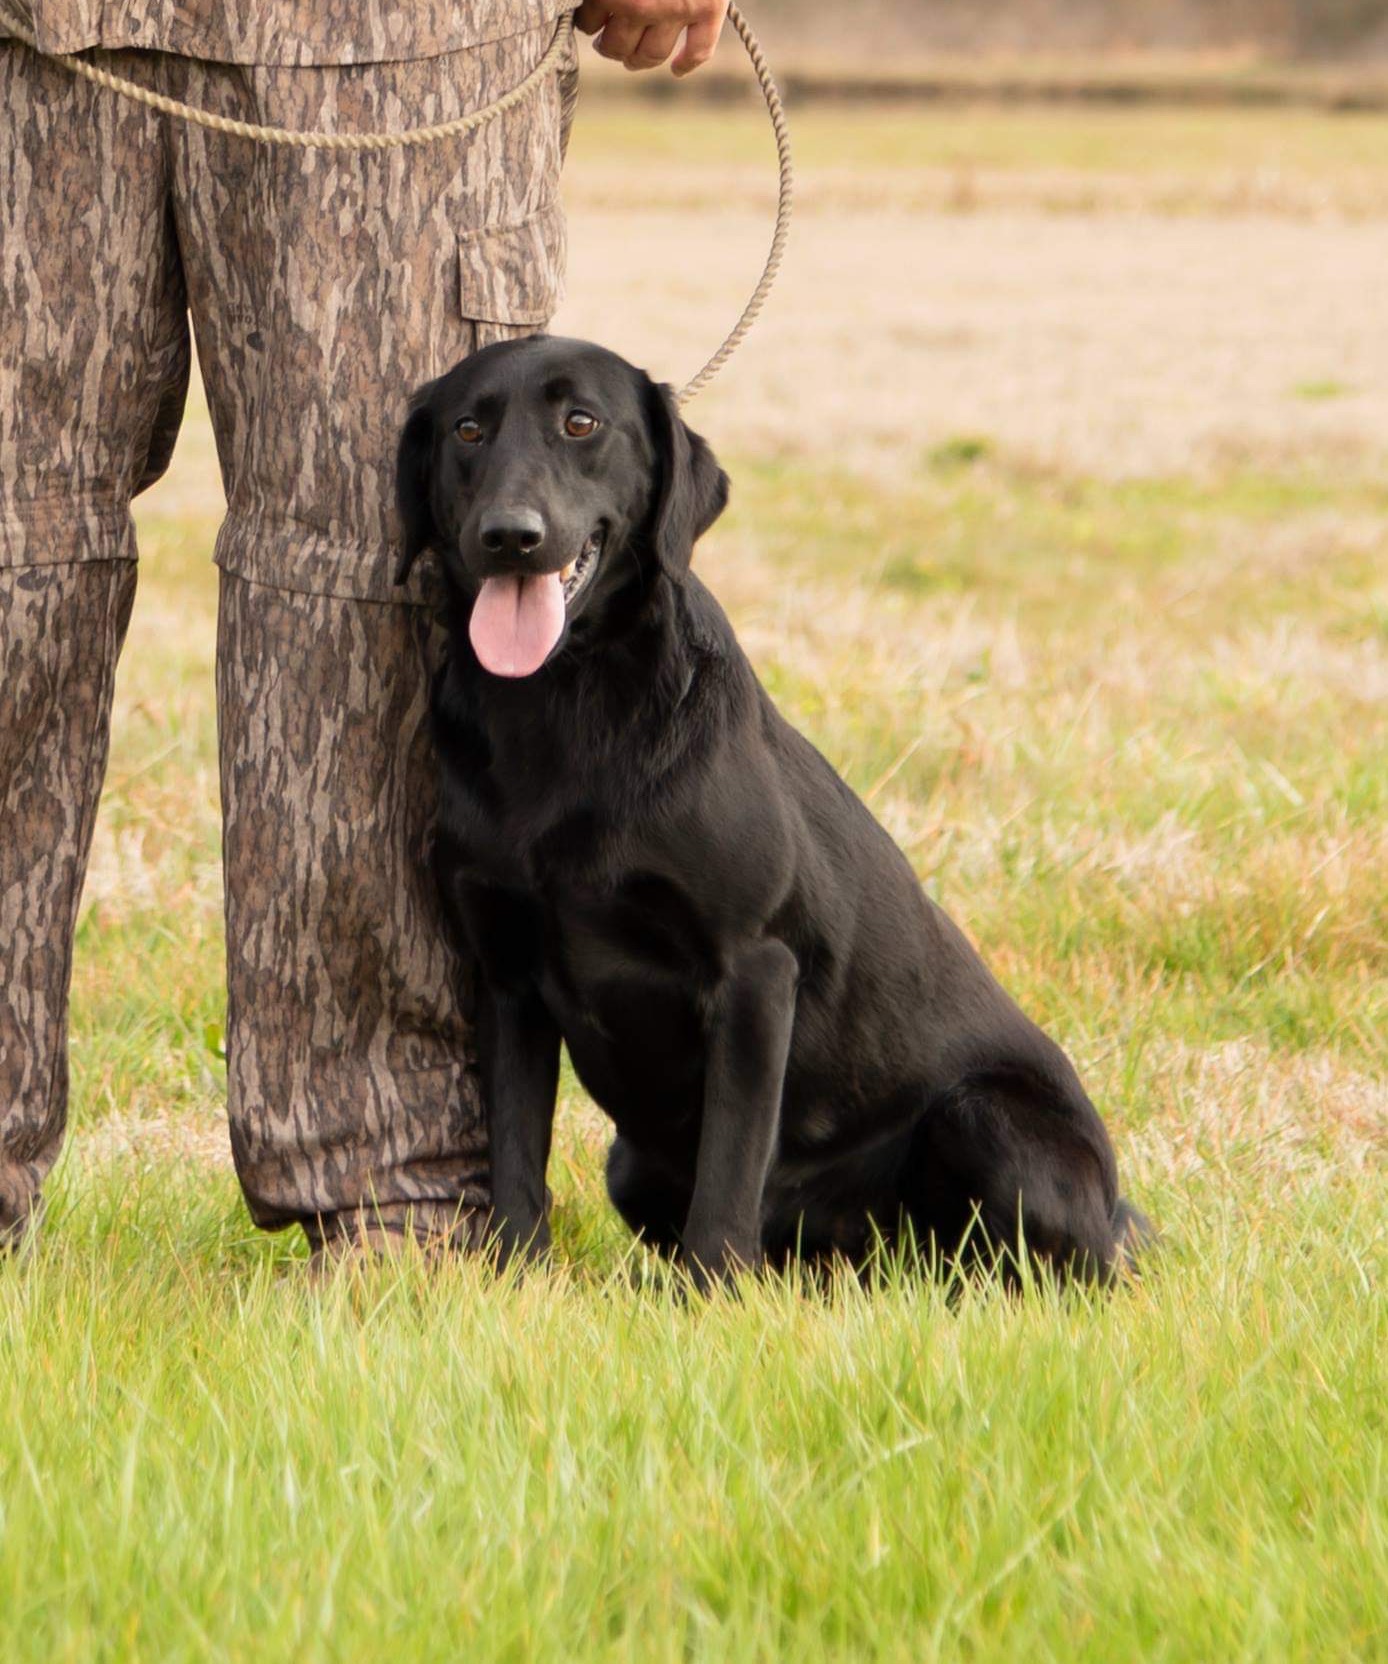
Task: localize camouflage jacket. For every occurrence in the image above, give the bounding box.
[1,0,569,65]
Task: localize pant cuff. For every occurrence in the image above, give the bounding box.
[0,1182,44,1253]
[302,1198,488,1261]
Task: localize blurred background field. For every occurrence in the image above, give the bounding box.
[86,46,1388,1172]
[8,21,1386,1661]
[652,0,1388,79]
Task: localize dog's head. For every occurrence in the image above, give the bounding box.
[395,336,729,678]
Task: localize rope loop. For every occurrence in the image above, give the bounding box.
[0,1,791,402]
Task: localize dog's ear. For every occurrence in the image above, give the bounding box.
[651,382,730,580]
[394,390,438,586]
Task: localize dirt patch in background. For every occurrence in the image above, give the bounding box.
[561,14,1388,474]
[553,194,1388,479]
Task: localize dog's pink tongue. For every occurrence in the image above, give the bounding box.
[469,572,565,678]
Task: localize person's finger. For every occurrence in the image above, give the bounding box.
[594,14,645,62]
[574,2,609,37]
[627,21,684,70]
[672,5,727,76]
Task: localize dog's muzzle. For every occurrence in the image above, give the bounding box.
[468,528,605,679]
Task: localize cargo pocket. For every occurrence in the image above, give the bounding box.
[458,200,566,352]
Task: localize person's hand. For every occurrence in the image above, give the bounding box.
[574,1,729,76]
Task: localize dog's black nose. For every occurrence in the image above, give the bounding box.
[479,507,546,558]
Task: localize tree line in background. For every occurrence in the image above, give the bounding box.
[748,0,1388,60]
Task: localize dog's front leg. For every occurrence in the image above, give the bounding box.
[682,939,799,1289]
[478,981,561,1269]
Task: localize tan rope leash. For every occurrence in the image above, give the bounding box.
[0,1,578,150]
[676,5,792,406]
[0,2,792,404]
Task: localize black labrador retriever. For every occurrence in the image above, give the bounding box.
[396,335,1147,1287]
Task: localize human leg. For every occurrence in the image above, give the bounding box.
[0,41,188,1244]
[167,29,573,1246]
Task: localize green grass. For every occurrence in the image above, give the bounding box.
[727,448,1387,1071]
[2,1166,1385,1662]
[567,100,1388,218]
[1294,378,1354,401]
[3,428,1381,1661]
[571,102,1388,181]
[4,129,1388,1655]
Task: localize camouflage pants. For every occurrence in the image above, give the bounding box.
[0,27,574,1248]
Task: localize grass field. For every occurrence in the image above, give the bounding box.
[574,99,1388,181]
[3,100,1386,1661]
[568,98,1388,217]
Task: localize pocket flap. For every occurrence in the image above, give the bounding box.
[458,201,565,326]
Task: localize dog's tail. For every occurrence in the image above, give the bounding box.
[1111,1197,1156,1278]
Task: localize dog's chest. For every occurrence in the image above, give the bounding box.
[552,867,717,983]
[540,875,714,1126]
[452,756,715,948]
[441,733,597,877]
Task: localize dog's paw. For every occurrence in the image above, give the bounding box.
[487,1212,553,1278]
[679,1236,762,1296]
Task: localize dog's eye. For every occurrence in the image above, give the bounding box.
[564,410,600,439]
[454,417,483,445]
